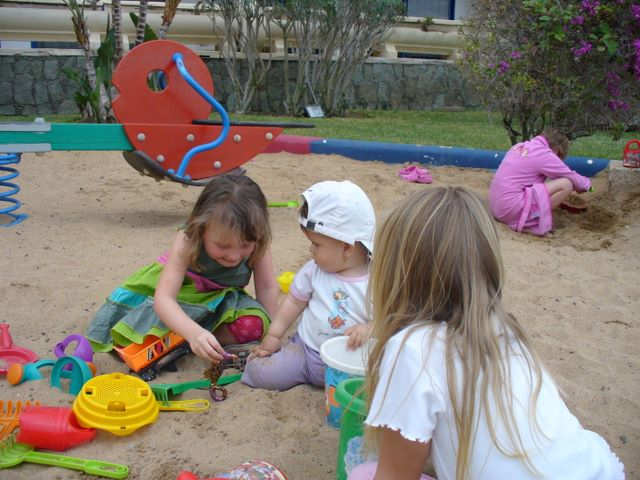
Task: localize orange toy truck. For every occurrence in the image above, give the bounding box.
[114,332,190,381]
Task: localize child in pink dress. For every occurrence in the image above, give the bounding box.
[489,129,591,235]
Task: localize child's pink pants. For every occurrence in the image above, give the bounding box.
[348,462,436,480]
[227,315,263,343]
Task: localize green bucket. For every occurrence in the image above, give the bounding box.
[335,377,369,480]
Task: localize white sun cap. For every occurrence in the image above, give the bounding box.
[298,180,375,253]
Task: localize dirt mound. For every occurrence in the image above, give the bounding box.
[548,189,637,251]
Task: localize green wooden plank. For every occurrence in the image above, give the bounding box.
[0,123,132,151]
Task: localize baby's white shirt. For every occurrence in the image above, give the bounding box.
[289,260,369,352]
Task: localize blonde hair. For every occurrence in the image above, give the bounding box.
[183,174,271,270]
[365,186,544,479]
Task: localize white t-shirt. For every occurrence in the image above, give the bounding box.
[366,323,625,480]
[289,260,369,352]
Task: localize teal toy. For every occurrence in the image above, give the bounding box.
[7,359,55,386]
[50,356,94,395]
[7,356,94,396]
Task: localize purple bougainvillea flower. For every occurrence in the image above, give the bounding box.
[633,40,640,79]
[571,15,585,25]
[606,71,621,96]
[572,40,593,57]
[510,51,522,59]
[606,72,621,82]
[607,83,621,97]
[581,0,600,15]
[631,4,640,20]
[498,61,510,74]
[608,100,629,111]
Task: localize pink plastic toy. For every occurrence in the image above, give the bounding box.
[177,460,288,480]
[176,473,224,480]
[0,323,39,375]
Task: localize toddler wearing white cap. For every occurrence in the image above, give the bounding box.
[242,180,375,390]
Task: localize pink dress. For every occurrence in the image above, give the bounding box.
[489,136,591,235]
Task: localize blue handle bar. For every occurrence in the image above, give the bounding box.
[172,52,230,179]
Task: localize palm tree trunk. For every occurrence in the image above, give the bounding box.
[134,0,149,46]
[63,0,107,121]
[159,0,182,39]
[112,0,123,63]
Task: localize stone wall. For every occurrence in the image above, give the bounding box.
[0,54,84,115]
[0,52,478,116]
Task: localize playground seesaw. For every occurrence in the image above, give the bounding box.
[0,39,311,227]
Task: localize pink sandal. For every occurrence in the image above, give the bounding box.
[398,165,433,184]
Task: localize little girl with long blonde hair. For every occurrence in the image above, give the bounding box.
[350,186,624,480]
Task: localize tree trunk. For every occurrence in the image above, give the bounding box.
[214,0,273,114]
[135,0,149,46]
[112,0,123,63]
[63,0,107,121]
[159,0,182,39]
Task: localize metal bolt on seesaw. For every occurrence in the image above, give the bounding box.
[0,39,313,227]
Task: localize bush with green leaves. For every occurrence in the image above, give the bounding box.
[459,0,640,143]
[63,21,116,122]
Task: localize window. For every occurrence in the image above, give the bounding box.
[405,0,454,20]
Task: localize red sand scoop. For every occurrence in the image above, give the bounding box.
[17,406,96,451]
[0,323,38,375]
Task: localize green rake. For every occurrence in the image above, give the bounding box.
[151,379,212,412]
[0,433,129,478]
[150,378,211,404]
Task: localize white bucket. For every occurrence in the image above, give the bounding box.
[320,336,372,428]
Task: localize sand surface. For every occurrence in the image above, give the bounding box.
[1,150,638,479]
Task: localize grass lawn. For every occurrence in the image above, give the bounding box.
[1,110,634,159]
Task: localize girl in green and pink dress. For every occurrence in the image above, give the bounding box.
[86,174,279,363]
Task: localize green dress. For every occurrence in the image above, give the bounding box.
[86,250,270,352]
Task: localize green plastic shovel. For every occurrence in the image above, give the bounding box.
[0,436,128,479]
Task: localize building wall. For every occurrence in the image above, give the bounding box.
[0,53,479,116]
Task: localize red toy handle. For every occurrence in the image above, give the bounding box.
[176,472,225,480]
[176,473,198,480]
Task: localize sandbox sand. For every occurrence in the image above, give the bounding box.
[1,150,638,479]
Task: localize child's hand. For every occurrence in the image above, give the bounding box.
[188,330,225,362]
[251,334,281,358]
[345,324,371,350]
